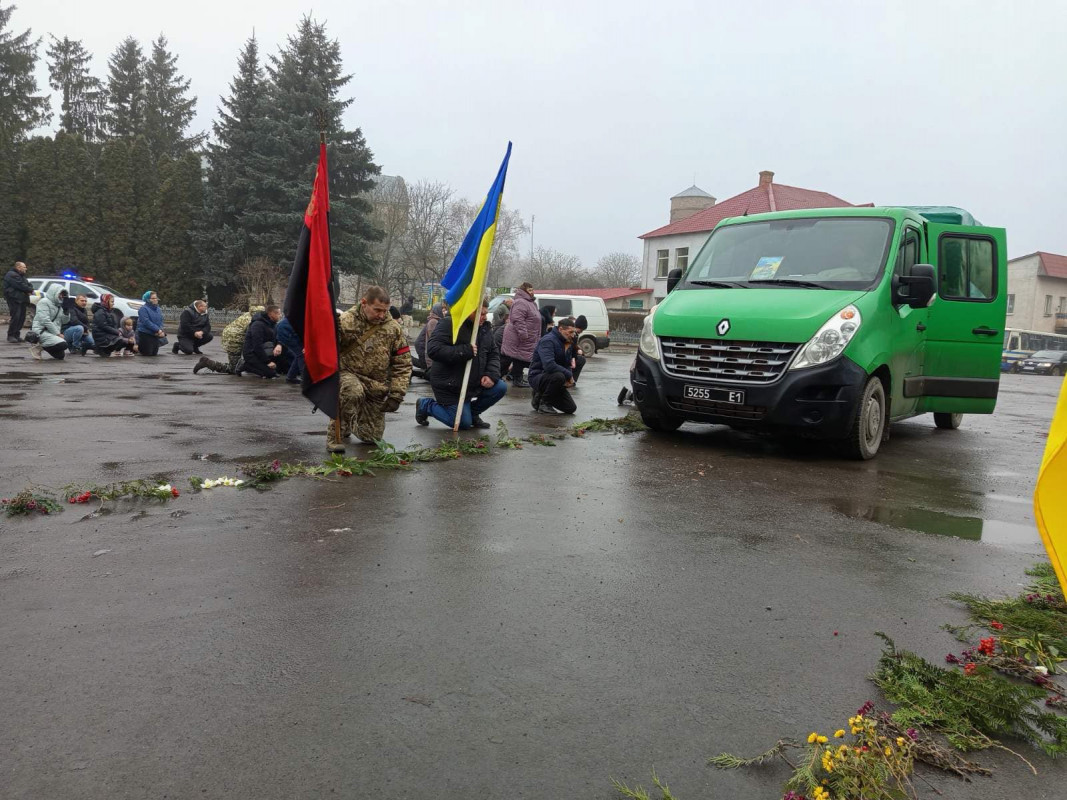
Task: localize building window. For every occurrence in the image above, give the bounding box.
[1045,295,1054,316]
[1006,294,1015,314]
[656,250,669,279]
[676,247,689,272]
[1059,297,1067,314]
[628,298,644,309]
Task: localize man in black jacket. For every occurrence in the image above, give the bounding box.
[61,294,95,354]
[4,261,34,343]
[415,301,507,430]
[173,300,213,355]
[240,305,290,378]
[528,317,578,415]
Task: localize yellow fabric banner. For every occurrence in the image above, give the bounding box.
[1035,377,1067,597]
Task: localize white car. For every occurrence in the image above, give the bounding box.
[489,292,611,355]
[28,276,145,322]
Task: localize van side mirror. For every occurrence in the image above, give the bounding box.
[896,263,936,308]
[666,269,683,294]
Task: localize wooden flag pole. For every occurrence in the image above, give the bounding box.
[452,298,484,435]
[318,119,343,447]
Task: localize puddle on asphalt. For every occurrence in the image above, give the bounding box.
[831,500,1037,546]
[191,452,225,462]
[0,392,26,400]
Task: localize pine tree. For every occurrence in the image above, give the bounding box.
[254,16,381,277]
[46,35,107,141]
[143,34,202,159]
[128,135,158,291]
[0,5,50,147]
[21,133,97,271]
[195,33,271,293]
[97,139,135,291]
[105,36,145,140]
[0,4,51,265]
[154,152,204,299]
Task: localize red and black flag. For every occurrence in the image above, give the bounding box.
[283,142,340,418]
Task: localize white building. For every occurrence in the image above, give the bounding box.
[638,171,863,303]
[1006,252,1067,334]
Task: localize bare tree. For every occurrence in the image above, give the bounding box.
[235,256,286,307]
[593,251,642,288]
[446,199,529,289]
[367,175,409,297]
[399,180,454,287]
[515,246,598,290]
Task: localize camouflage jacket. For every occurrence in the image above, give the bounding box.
[221,307,264,355]
[339,305,412,400]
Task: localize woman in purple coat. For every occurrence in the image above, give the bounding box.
[500,283,540,387]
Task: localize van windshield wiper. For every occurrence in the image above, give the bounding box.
[747,278,831,289]
[688,280,746,288]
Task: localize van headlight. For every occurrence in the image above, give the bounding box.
[790,305,861,370]
[639,307,660,360]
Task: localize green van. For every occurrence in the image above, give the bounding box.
[630,206,1008,459]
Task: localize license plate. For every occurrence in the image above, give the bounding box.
[1023,366,1035,371]
[683,384,745,404]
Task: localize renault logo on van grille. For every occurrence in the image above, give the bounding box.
[716,318,731,336]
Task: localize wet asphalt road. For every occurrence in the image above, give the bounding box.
[1,340,1065,799]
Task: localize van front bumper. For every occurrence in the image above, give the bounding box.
[630,351,868,438]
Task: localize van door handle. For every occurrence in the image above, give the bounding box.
[916,323,926,332]
[972,327,999,336]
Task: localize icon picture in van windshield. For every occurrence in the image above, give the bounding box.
[717,318,731,336]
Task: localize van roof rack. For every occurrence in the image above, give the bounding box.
[901,206,981,226]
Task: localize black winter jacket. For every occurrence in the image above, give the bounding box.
[3,269,33,304]
[62,299,92,332]
[427,316,501,406]
[528,328,573,386]
[178,304,212,339]
[91,303,123,347]
[242,312,278,374]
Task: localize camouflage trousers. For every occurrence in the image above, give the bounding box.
[330,373,387,445]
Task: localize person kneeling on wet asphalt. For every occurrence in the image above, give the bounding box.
[330,286,412,452]
[241,305,289,379]
[275,315,303,384]
[174,299,212,355]
[28,284,69,360]
[529,316,578,415]
[90,294,131,357]
[136,291,168,356]
[569,314,588,385]
[416,300,506,430]
[62,293,95,355]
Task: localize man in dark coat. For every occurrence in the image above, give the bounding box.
[174,300,213,355]
[62,294,96,354]
[415,301,507,430]
[4,261,34,343]
[240,305,290,379]
[528,316,578,415]
[90,294,129,356]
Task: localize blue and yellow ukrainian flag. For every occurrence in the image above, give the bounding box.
[441,142,512,342]
[1036,377,1067,596]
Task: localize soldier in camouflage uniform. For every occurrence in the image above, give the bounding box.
[329,286,412,451]
[193,306,264,375]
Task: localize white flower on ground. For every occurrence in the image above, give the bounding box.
[1036,665,1049,675]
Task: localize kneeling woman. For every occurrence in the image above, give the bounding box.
[91,294,134,357]
[136,291,168,356]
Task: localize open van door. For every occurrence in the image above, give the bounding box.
[914,224,1008,414]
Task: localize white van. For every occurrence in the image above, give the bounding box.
[489,292,610,355]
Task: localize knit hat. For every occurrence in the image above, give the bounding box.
[574,315,588,330]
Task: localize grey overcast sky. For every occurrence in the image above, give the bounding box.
[18,0,1067,268]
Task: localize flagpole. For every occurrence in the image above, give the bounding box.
[318,122,343,448]
[452,297,484,435]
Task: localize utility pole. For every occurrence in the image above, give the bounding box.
[530,214,535,263]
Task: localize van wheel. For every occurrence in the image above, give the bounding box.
[579,336,596,357]
[640,409,683,432]
[934,412,963,430]
[842,376,885,460]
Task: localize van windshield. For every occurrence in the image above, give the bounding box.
[1031,351,1065,360]
[683,217,894,291]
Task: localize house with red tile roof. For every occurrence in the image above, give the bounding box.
[539,287,654,310]
[638,171,866,302]
[1006,252,1067,334]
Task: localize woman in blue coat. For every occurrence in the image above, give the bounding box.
[136,291,168,356]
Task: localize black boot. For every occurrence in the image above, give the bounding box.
[194,357,229,374]
[172,342,180,354]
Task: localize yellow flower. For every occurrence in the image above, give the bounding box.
[808,732,819,744]
[884,746,892,756]
[817,735,828,744]
[834,729,845,738]
[896,737,905,746]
